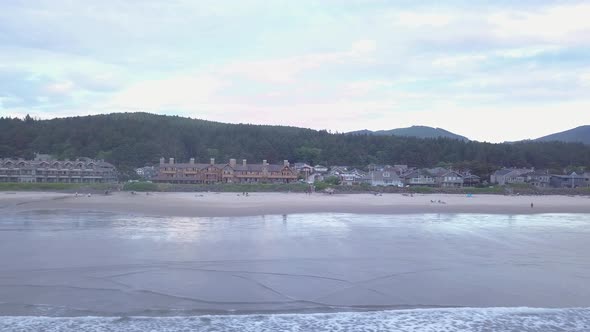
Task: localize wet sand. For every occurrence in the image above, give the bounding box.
[0,212,589,316]
[2,191,590,217]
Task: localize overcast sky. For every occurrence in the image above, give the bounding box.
[1,1,590,142]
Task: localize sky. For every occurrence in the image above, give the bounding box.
[1,0,590,142]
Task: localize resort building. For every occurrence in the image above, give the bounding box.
[153,158,298,184]
[0,154,117,183]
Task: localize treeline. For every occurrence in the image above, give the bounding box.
[1,112,589,178]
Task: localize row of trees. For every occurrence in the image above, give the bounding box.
[1,113,589,179]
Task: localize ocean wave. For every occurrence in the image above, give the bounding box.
[1,307,590,332]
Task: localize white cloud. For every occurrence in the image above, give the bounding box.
[44,81,74,95]
[432,54,488,68]
[108,75,228,111]
[351,39,377,54]
[220,39,376,83]
[394,12,455,28]
[3,1,590,143]
[489,4,590,43]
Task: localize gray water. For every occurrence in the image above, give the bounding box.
[1,212,589,331]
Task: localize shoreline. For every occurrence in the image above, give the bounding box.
[2,191,590,217]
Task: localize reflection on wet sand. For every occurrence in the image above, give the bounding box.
[0,212,589,316]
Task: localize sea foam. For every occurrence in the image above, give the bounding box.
[1,307,589,332]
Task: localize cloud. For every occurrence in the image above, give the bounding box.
[488,3,590,44]
[393,12,456,28]
[219,39,377,83]
[1,1,590,143]
[107,74,228,111]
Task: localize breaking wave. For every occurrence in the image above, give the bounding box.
[2,307,590,332]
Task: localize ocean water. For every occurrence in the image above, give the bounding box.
[1,211,590,330]
[2,307,590,332]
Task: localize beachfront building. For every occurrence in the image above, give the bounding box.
[153,158,298,184]
[313,165,328,173]
[401,169,436,187]
[461,173,481,187]
[362,170,404,187]
[135,166,157,180]
[490,168,534,185]
[294,163,314,181]
[0,154,117,183]
[427,167,464,187]
[333,168,366,186]
[549,172,588,188]
[524,170,551,188]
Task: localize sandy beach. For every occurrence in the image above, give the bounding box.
[2,191,590,217]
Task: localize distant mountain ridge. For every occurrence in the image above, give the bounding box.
[348,126,469,141]
[535,126,590,144]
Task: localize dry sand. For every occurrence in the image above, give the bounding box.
[2,191,590,217]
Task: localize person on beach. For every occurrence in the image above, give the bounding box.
[531,202,534,208]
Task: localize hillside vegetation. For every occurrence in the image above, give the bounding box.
[535,125,590,145]
[349,125,469,141]
[1,113,590,179]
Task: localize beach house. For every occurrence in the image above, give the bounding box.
[362,170,404,187]
[401,169,436,187]
[490,168,533,185]
[549,172,588,188]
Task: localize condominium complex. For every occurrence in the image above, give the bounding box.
[153,158,298,184]
[0,154,117,183]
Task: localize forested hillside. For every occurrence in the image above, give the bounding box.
[348,126,469,141]
[1,113,590,178]
[535,126,590,144]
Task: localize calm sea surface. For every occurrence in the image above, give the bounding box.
[1,211,589,331]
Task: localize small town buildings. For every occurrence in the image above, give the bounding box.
[550,172,588,188]
[153,158,298,184]
[313,165,328,173]
[328,166,350,177]
[0,154,117,183]
[362,170,403,187]
[490,168,533,185]
[428,167,464,187]
[525,170,551,188]
[135,166,157,180]
[340,169,366,186]
[294,163,314,181]
[401,169,436,186]
[392,165,409,175]
[461,173,481,187]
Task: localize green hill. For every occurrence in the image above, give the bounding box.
[349,126,469,141]
[535,126,590,144]
[1,113,590,179]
